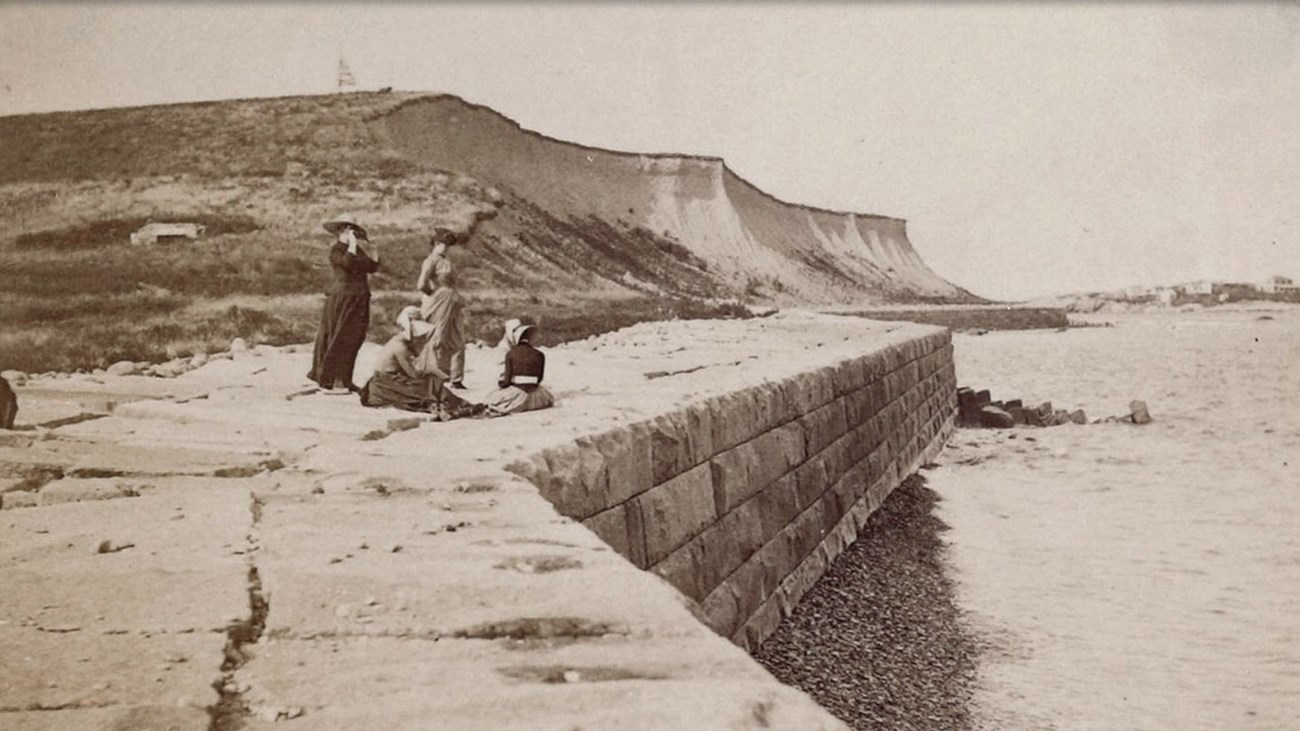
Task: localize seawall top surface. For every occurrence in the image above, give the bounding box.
[3,312,946,730]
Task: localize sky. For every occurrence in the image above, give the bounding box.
[3,2,1299,301]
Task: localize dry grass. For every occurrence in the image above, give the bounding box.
[0,92,755,374]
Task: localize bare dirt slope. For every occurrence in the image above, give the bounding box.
[374,95,976,303]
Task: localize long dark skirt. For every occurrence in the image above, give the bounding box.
[361,371,484,420]
[309,292,370,389]
[361,371,439,412]
[0,377,16,430]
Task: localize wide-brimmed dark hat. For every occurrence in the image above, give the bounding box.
[429,227,459,247]
[323,213,368,239]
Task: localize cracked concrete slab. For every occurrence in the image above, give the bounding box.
[0,626,223,712]
[232,636,843,730]
[0,488,251,633]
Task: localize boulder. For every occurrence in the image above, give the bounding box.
[1129,400,1152,425]
[957,388,982,427]
[1003,398,1023,410]
[979,405,1015,429]
[974,390,992,407]
[1069,409,1088,425]
[106,361,139,376]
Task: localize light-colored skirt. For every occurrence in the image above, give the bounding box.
[484,385,554,416]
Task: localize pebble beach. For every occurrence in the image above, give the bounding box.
[757,305,1299,730]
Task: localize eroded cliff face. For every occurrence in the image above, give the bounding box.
[372,96,977,304]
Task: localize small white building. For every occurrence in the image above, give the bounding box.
[130,222,205,246]
[1179,281,1214,295]
[1260,275,1297,294]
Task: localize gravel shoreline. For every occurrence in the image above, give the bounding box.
[753,473,979,730]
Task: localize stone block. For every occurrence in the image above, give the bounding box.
[1070,408,1088,424]
[647,412,692,485]
[591,423,655,506]
[1130,400,1152,425]
[778,548,827,616]
[859,350,888,385]
[710,423,805,516]
[744,593,786,649]
[782,370,834,415]
[799,398,848,457]
[753,529,800,605]
[707,391,759,454]
[699,581,742,638]
[979,405,1015,429]
[637,463,717,566]
[539,441,610,519]
[819,432,858,487]
[975,389,992,407]
[843,385,872,428]
[709,443,756,517]
[818,488,846,535]
[721,553,770,627]
[697,499,765,592]
[755,474,801,542]
[789,501,827,566]
[679,401,716,464]
[831,356,868,396]
[651,539,708,602]
[751,380,795,433]
[582,504,633,563]
[791,456,829,511]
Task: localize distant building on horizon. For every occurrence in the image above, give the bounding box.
[1177,281,1214,296]
[1260,275,1297,294]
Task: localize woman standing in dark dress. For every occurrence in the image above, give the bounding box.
[309,213,380,393]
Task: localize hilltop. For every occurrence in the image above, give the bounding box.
[0,91,977,372]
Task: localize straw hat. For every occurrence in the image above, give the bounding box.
[510,323,536,346]
[323,213,368,239]
[396,306,433,341]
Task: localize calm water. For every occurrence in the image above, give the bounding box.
[929,307,1300,730]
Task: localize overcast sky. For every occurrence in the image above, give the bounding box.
[3,2,1298,300]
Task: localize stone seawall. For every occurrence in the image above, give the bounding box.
[2,312,956,729]
[508,330,956,650]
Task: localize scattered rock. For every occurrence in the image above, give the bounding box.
[1069,409,1088,425]
[2,370,27,387]
[978,405,1015,429]
[1129,400,1152,425]
[96,539,135,554]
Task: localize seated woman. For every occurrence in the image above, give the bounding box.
[360,307,481,420]
[483,322,555,417]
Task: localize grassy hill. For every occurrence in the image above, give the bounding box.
[0,91,971,373]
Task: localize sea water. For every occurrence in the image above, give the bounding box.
[929,306,1300,730]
